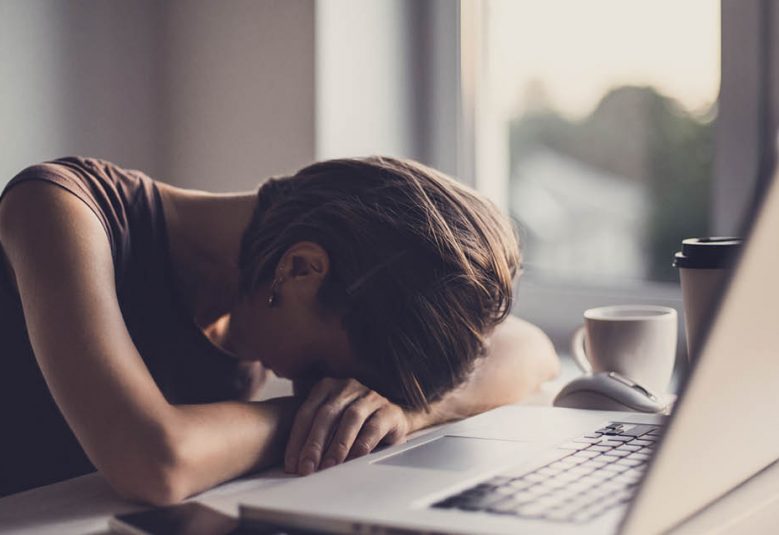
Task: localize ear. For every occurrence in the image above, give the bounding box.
[274,241,330,283]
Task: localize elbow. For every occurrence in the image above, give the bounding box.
[112,462,189,507]
[101,425,191,506]
[517,321,560,384]
[508,325,560,401]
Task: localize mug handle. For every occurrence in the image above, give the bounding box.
[571,326,593,374]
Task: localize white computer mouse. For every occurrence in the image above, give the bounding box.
[553,371,667,413]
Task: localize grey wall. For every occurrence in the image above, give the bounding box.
[316,0,420,162]
[0,0,315,192]
[57,1,165,179]
[163,0,315,191]
[1,1,71,185]
[315,0,460,177]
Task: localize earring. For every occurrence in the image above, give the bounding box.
[268,279,281,307]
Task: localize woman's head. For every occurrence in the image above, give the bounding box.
[237,156,521,410]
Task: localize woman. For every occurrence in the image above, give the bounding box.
[0,156,558,504]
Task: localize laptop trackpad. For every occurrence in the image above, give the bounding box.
[375,435,533,471]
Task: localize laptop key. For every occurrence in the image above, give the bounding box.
[588,456,612,465]
[568,465,598,477]
[605,488,635,505]
[601,463,629,473]
[549,459,578,470]
[523,472,549,483]
[555,471,582,483]
[512,490,536,504]
[537,466,564,477]
[557,456,584,467]
[573,450,601,459]
[508,478,534,490]
[526,483,556,496]
[493,485,518,496]
[550,486,586,501]
[559,441,592,451]
[487,497,524,515]
[543,476,569,490]
[599,477,630,491]
[544,508,577,522]
[486,497,537,515]
[552,501,586,519]
[565,480,595,494]
[617,468,645,482]
[620,424,660,437]
[515,501,552,517]
[603,449,630,457]
[616,458,645,468]
[611,474,642,487]
[574,436,604,444]
[606,435,634,442]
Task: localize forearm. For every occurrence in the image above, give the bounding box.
[166,397,300,502]
[407,316,559,432]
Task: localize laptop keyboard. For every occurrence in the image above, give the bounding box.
[432,422,662,523]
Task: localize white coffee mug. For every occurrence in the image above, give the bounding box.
[571,305,678,394]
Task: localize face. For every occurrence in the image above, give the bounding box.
[225,242,365,384]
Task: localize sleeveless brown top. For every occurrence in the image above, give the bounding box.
[0,156,253,497]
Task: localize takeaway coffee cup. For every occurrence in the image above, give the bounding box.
[673,237,742,360]
[571,305,678,394]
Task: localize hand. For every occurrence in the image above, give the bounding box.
[284,377,411,475]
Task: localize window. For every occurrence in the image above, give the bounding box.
[483,0,719,284]
[463,0,723,355]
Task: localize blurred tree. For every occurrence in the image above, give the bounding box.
[509,85,714,282]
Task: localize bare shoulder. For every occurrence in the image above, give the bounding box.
[0,175,95,236]
[0,178,111,287]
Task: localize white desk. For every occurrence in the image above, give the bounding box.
[2,360,777,535]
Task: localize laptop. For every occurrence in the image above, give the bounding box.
[239,167,779,534]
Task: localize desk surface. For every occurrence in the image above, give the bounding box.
[1,359,777,535]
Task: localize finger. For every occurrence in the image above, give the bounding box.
[284,380,332,473]
[320,393,384,469]
[380,417,407,447]
[297,384,365,475]
[347,406,399,460]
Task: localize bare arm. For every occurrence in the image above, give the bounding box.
[407,315,560,431]
[0,180,297,505]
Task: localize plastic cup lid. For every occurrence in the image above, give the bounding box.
[673,237,742,269]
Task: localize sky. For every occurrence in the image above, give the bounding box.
[486,0,721,120]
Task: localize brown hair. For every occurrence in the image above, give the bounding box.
[238,156,520,410]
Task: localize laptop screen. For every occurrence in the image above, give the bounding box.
[621,164,779,533]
